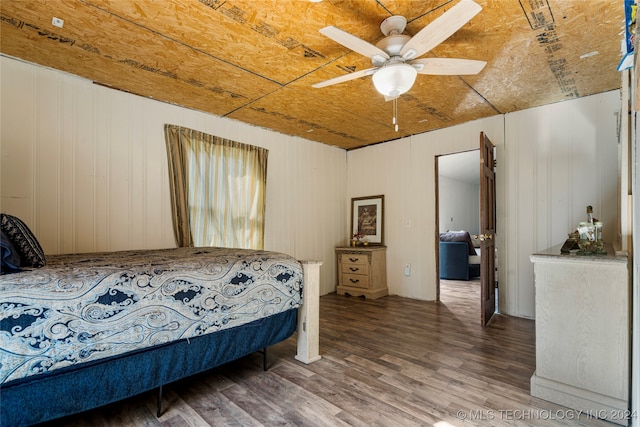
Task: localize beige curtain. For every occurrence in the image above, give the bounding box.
[165,125,193,247]
[164,124,268,249]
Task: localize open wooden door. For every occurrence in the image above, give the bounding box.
[480,132,496,326]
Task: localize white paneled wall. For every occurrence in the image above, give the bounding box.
[1,55,623,317]
[348,116,505,302]
[503,91,621,317]
[0,56,346,295]
[348,91,621,318]
[438,175,480,234]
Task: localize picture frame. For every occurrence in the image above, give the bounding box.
[351,195,384,245]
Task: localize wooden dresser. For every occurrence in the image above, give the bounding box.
[335,246,388,299]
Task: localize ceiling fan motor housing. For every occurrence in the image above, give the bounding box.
[375,15,411,66]
[376,34,411,58]
[380,15,407,36]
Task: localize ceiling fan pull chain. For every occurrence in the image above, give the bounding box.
[393,98,399,132]
[392,97,396,125]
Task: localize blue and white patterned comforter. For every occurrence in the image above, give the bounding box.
[0,247,303,384]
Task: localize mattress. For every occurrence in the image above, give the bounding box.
[0,247,303,384]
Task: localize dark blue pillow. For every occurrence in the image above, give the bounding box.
[1,230,22,274]
[0,214,46,268]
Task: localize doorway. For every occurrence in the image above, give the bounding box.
[437,150,480,235]
[435,147,498,320]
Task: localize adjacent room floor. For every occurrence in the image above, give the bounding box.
[40,280,611,426]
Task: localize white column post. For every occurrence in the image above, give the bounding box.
[295,260,322,364]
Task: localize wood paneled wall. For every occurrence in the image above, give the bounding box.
[502,92,622,317]
[347,90,622,318]
[347,116,505,303]
[0,55,346,296]
[1,55,624,318]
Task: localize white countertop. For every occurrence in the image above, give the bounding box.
[530,243,627,264]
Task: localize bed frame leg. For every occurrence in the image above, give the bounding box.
[263,347,268,371]
[157,385,163,417]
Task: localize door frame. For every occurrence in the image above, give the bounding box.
[434,148,480,301]
[434,135,497,326]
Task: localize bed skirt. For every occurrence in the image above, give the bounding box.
[1,308,298,427]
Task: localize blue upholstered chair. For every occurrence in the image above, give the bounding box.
[439,231,481,280]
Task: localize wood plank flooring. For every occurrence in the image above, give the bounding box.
[39,280,614,426]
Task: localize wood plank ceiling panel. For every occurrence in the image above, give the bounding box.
[0,0,625,149]
[460,0,624,112]
[85,0,335,85]
[0,0,280,115]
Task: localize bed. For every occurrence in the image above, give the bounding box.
[0,239,321,426]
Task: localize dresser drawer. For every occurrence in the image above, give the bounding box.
[340,253,368,266]
[342,272,369,288]
[341,263,367,275]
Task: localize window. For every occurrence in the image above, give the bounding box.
[164,124,268,249]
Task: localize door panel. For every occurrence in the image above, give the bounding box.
[480,132,496,326]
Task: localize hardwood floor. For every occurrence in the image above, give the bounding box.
[40,280,613,427]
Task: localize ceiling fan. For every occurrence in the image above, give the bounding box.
[312,0,486,99]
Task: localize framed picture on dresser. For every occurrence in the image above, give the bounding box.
[351,195,384,245]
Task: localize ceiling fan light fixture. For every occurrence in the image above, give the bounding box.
[372,63,417,97]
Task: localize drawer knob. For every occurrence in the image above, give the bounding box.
[348,257,360,262]
[349,278,360,283]
[349,267,360,272]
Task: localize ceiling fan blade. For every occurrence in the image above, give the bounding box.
[400,0,482,60]
[319,26,390,61]
[412,58,486,75]
[312,67,378,89]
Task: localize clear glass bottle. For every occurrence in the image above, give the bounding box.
[586,205,594,224]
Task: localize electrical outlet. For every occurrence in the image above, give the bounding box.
[404,263,411,276]
[52,17,64,28]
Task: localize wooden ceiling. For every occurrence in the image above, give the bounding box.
[0,0,624,150]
